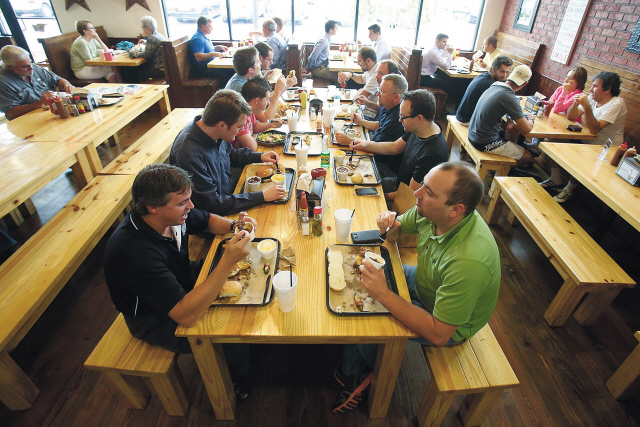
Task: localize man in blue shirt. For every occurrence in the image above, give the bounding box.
[262,19,287,70]
[224,47,262,92]
[456,55,512,125]
[306,20,339,84]
[190,16,230,78]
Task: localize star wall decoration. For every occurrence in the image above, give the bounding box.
[66,0,90,11]
[126,0,151,11]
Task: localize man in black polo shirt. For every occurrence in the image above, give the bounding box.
[455,55,512,125]
[104,164,256,397]
[352,89,448,201]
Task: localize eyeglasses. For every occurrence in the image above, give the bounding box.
[14,63,33,70]
[378,89,397,96]
[399,113,419,121]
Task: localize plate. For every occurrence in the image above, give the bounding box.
[256,130,286,147]
[325,245,397,315]
[210,238,281,306]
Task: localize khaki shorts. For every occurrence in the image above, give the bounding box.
[485,140,525,160]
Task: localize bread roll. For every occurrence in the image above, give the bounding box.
[219,281,242,300]
[328,250,346,291]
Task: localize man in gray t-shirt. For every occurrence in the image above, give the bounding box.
[467,64,534,167]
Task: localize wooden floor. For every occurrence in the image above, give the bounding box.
[1,110,639,426]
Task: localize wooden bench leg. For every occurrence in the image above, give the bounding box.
[107,133,120,147]
[544,278,586,327]
[484,183,504,226]
[476,163,489,181]
[459,388,504,427]
[4,209,25,227]
[417,380,457,427]
[0,351,40,410]
[18,198,37,217]
[158,90,171,117]
[446,125,456,156]
[573,286,623,326]
[606,343,640,399]
[103,371,150,410]
[507,211,520,226]
[149,363,189,416]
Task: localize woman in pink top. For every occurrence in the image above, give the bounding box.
[548,66,588,117]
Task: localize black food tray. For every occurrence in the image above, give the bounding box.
[284,131,324,156]
[209,237,281,306]
[333,154,381,185]
[325,244,398,316]
[241,167,297,204]
[256,130,287,147]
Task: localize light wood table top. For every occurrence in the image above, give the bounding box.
[1,84,170,147]
[207,57,234,69]
[85,53,145,67]
[0,141,94,220]
[439,65,484,79]
[328,54,362,73]
[177,115,416,419]
[540,142,640,232]
[520,98,597,140]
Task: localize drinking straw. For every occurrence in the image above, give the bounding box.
[351,208,355,218]
[289,264,293,288]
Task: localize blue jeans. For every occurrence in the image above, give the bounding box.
[341,265,459,376]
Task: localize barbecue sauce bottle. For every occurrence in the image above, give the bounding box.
[609,142,628,166]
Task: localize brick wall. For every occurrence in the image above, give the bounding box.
[500,0,640,83]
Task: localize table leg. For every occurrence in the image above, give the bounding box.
[4,209,25,227]
[573,286,623,326]
[544,277,586,327]
[83,145,103,176]
[367,338,407,418]
[0,351,40,410]
[188,337,236,420]
[71,150,95,187]
[158,89,171,117]
[18,198,37,216]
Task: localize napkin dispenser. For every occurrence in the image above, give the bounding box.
[615,157,640,186]
[296,178,325,216]
[310,98,323,114]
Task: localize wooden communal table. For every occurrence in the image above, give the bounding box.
[519,98,597,140]
[328,54,362,73]
[176,98,417,421]
[540,142,640,233]
[0,141,94,223]
[84,52,146,67]
[206,56,234,69]
[438,65,483,79]
[1,84,170,176]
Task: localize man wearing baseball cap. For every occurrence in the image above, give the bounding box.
[467,64,535,166]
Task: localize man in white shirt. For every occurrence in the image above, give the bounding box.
[420,33,454,90]
[368,24,391,61]
[472,36,504,69]
[545,71,627,203]
[338,47,379,119]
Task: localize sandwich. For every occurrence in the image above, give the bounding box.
[218,280,242,301]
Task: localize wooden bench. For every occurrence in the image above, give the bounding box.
[606,331,640,400]
[418,324,519,427]
[484,177,635,327]
[99,108,201,176]
[446,116,516,181]
[495,31,542,70]
[85,314,189,416]
[38,26,110,87]
[0,174,134,410]
[160,36,220,108]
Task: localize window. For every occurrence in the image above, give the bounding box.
[164,0,229,40]
[417,0,484,51]
[2,0,61,62]
[294,0,356,44]
[356,0,419,48]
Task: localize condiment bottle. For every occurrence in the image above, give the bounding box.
[47,97,58,115]
[623,145,636,159]
[610,142,628,166]
[312,206,323,237]
[310,107,316,122]
[54,96,68,118]
[77,102,85,114]
[300,209,310,236]
[468,59,474,72]
[300,90,307,110]
[316,113,322,132]
[298,191,308,224]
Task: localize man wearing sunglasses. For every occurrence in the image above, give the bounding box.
[351,89,448,201]
[0,45,74,120]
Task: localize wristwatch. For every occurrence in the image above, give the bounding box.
[230,220,237,232]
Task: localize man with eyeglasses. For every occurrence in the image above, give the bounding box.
[335,73,407,176]
[351,89,448,201]
[338,46,379,120]
[0,45,74,120]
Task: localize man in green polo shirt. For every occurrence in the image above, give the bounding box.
[331,161,501,413]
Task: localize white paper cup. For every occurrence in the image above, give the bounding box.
[334,208,354,243]
[273,271,298,312]
[336,166,349,181]
[334,153,346,165]
[364,251,386,270]
[295,143,309,169]
[324,107,336,127]
[334,120,345,132]
[288,113,298,132]
[287,90,295,99]
[246,176,261,192]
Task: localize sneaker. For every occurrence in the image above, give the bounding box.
[331,370,373,413]
[232,381,250,401]
[539,178,564,191]
[553,189,572,203]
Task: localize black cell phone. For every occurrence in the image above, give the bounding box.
[351,229,381,244]
[567,124,582,132]
[355,187,379,196]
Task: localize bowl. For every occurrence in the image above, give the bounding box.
[246,176,261,192]
[345,128,359,138]
[334,150,346,165]
[257,239,277,259]
[234,221,255,241]
[341,104,349,112]
[336,166,349,181]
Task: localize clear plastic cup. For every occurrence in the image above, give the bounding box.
[272,271,298,312]
[334,208,354,243]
